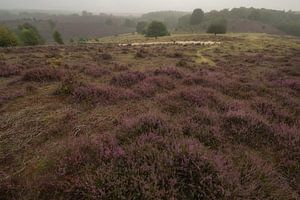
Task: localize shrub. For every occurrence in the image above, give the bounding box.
[0,65,20,77]
[84,66,111,78]
[0,90,25,106]
[110,71,146,87]
[22,68,64,82]
[0,25,18,47]
[180,87,225,110]
[154,67,184,79]
[121,112,170,138]
[222,111,275,148]
[100,53,113,60]
[72,83,136,104]
[53,30,64,45]
[134,76,175,97]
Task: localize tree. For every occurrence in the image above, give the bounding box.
[0,25,18,47]
[53,30,64,44]
[136,21,148,34]
[145,21,169,38]
[18,23,45,45]
[124,19,136,28]
[19,28,39,46]
[207,19,227,35]
[190,9,204,25]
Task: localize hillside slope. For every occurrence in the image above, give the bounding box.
[0,33,299,199]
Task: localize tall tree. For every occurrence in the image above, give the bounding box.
[145,21,169,38]
[0,25,18,47]
[207,19,228,35]
[18,23,45,45]
[190,9,204,25]
[53,30,64,44]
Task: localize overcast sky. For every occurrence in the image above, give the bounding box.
[1,0,299,13]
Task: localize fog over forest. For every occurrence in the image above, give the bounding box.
[0,0,300,13]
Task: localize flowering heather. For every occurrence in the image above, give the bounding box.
[180,86,226,110]
[84,66,111,78]
[22,67,64,82]
[154,67,184,79]
[222,110,275,148]
[72,83,136,104]
[134,76,175,97]
[121,112,170,137]
[0,34,299,199]
[110,71,146,87]
[0,65,21,77]
[0,90,25,106]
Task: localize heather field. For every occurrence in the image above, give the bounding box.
[0,33,299,199]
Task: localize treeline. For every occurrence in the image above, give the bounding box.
[0,23,64,47]
[152,8,300,36]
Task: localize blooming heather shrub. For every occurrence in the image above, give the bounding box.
[222,111,275,148]
[154,67,184,79]
[22,67,64,82]
[251,98,295,124]
[100,53,112,60]
[134,76,175,97]
[180,87,226,111]
[84,66,111,78]
[0,90,25,106]
[121,112,170,139]
[235,151,298,199]
[180,108,221,148]
[0,65,20,77]
[110,71,146,87]
[72,83,136,104]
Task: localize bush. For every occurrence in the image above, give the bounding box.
[110,71,146,87]
[154,67,184,79]
[72,83,136,104]
[145,21,169,38]
[134,76,175,97]
[22,68,64,82]
[0,65,20,77]
[84,66,111,78]
[0,25,18,47]
[222,111,275,148]
[121,112,170,138]
[53,30,64,44]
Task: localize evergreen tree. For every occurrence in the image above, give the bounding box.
[53,30,64,44]
[190,9,204,25]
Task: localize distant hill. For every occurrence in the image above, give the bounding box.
[140,11,189,29]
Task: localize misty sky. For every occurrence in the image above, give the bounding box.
[1,0,299,13]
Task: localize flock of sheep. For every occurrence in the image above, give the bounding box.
[118,41,221,47]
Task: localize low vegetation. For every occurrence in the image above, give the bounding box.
[0,33,299,199]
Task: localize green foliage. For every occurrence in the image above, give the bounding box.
[136,21,148,34]
[124,19,136,28]
[0,25,18,47]
[145,21,169,38]
[18,23,45,45]
[19,28,39,46]
[207,19,227,35]
[178,14,192,28]
[190,9,204,25]
[53,30,64,44]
